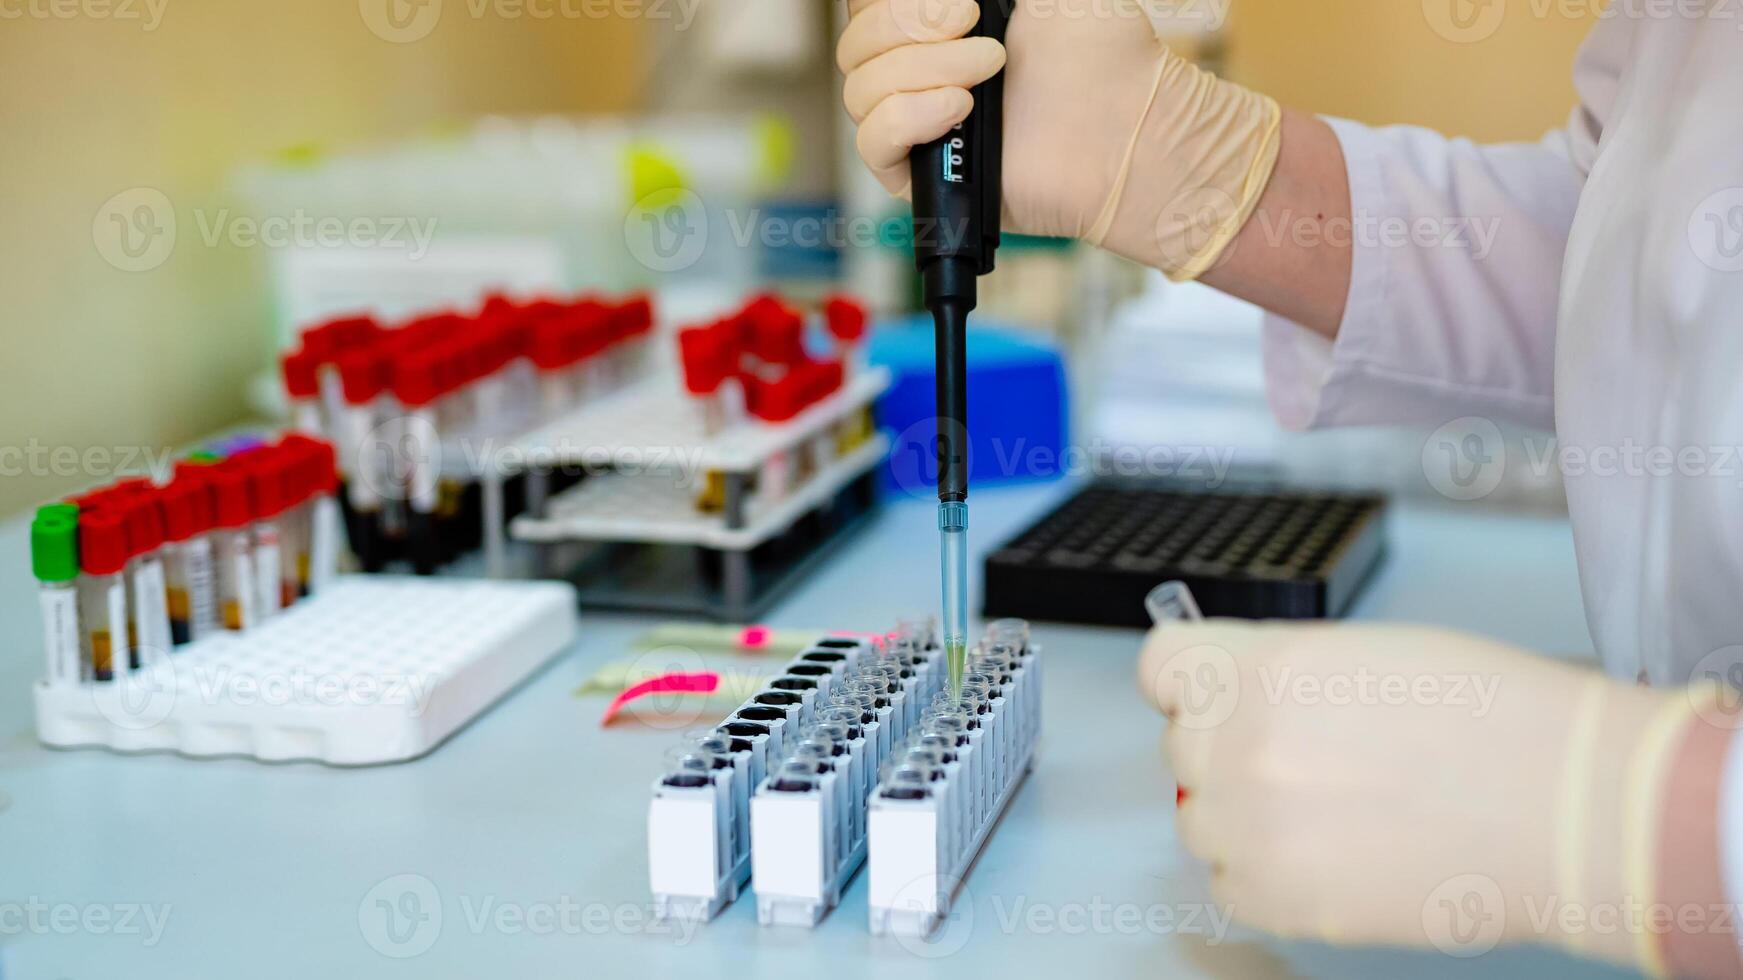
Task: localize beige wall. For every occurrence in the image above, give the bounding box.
[0,3,642,517]
[0,1,1603,518]
[1225,0,1599,142]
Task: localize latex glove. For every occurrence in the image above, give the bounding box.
[837,0,1282,279]
[1136,619,1705,972]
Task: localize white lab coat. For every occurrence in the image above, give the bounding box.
[1263,13,1743,689]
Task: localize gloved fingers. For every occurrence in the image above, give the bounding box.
[855,87,975,196]
[1174,793,1231,866]
[1164,721,1215,794]
[838,0,982,74]
[1135,621,1255,724]
[1211,864,1319,942]
[843,36,1005,122]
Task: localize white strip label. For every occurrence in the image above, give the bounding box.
[136,557,172,661]
[38,587,80,686]
[185,537,218,640]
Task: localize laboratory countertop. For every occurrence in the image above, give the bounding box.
[0,483,1631,980]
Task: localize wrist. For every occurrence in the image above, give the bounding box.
[1546,680,1712,973]
[1086,55,1282,278]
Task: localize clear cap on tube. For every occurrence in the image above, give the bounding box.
[1146,581,1204,624]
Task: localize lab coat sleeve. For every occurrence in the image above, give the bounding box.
[1262,22,1630,433]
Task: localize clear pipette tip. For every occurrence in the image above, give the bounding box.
[938,500,969,695]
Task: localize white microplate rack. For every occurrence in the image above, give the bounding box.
[33,576,578,766]
[509,368,891,550]
[513,367,889,475]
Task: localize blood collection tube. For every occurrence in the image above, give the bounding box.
[310,438,342,591]
[158,470,218,645]
[823,295,869,376]
[77,509,130,682]
[613,294,654,385]
[335,349,387,571]
[114,484,173,665]
[565,299,604,401]
[208,462,259,631]
[528,306,576,420]
[33,505,81,686]
[281,349,324,436]
[281,435,340,596]
[679,325,732,436]
[243,448,291,617]
[391,351,444,575]
[753,374,808,502]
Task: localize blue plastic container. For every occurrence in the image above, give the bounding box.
[868,315,1069,499]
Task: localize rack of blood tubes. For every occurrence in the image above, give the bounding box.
[647,617,1040,934]
[29,434,581,764]
[30,435,342,689]
[510,293,887,620]
[279,291,656,576]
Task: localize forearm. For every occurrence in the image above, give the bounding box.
[1200,109,1352,340]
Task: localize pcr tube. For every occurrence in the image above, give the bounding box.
[32,506,81,686]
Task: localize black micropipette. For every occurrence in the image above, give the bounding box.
[909,0,1010,695]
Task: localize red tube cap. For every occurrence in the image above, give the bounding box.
[678,327,728,396]
[336,350,386,405]
[747,374,807,423]
[824,296,868,344]
[392,352,444,407]
[246,449,293,518]
[281,350,321,399]
[79,510,130,576]
[746,296,805,365]
[208,463,256,529]
[802,359,844,404]
[158,472,215,542]
[119,486,167,553]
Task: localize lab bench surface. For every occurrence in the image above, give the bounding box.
[0,484,1630,980]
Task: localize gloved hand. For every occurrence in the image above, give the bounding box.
[837,0,1282,279]
[1136,619,1707,972]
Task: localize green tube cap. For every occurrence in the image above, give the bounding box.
[38,502,78,522]
[31,515,79,582]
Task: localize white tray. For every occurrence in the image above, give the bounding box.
[510,435,889,550]
[33,576,578,766]
[509,368,890,473]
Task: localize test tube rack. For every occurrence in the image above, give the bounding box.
[867,635,1041,937]
[505,367,891,621]
[647,621,1041,936]
[32,576,578,766]
[648,633,892,923]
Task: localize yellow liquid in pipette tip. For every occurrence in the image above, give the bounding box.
[946,638,967,696]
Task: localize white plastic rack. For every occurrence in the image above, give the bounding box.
[648,632,915,922]
[501,369,892,620]
[646,619,1041,936]
[868,631,1042,937]
[33,576,578,766]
